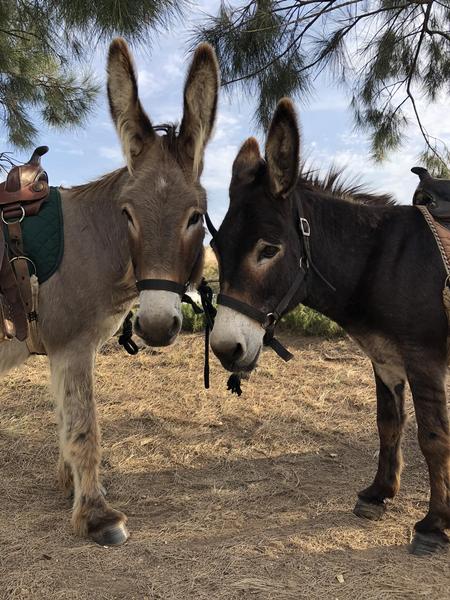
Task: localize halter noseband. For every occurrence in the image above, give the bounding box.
[136,278,202,314]
[205,194,335,362]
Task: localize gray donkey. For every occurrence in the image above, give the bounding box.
[0,38,219,545]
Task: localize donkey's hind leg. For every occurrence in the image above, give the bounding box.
[0,339,30,376]
[354,362,406,521]
[50,343,128,545]
[406,359,450,556]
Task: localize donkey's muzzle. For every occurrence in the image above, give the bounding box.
[134,314,181,347]
[212,340,246,372]
[135,289,183,347]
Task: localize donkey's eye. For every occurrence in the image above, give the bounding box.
[259,245,280,261]
[187,212,203,228]
[123,208,133,223]
[123,208,137,231]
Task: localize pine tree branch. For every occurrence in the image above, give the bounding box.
[405,1,447,166]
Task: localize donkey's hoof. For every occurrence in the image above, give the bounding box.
[90,521,129,546]
[353,498,386,521]
[409,531,449,556]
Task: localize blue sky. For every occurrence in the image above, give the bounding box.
[5,0,450,225]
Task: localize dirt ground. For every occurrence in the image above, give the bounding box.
[1,333,449,600]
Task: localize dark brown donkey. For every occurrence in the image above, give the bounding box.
[210,98,450,556]
[0,39,219,545]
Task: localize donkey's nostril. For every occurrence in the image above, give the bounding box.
[232,343,244,362]
[169,315,181,338]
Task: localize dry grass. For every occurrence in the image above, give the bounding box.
[0,333,449,600]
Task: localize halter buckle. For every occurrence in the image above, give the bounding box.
[300,217,311,237]
[263,312,277,329]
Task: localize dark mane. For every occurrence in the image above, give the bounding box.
[298,166,396,207]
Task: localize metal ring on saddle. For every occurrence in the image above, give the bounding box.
[9,255,37,276]
[1,205,25,225]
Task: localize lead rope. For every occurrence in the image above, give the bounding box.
[119,312,139,355]
[198,278,216,389]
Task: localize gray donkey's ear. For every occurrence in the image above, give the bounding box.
[107,38,154,172]
[179,43,220,179]
[265,98,300,198]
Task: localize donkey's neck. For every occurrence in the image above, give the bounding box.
[63,168,135,302]
[300,191,389,327]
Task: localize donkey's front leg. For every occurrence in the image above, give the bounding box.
[407,362,450,556]
[50,345,129,545]
[354,362,406,521]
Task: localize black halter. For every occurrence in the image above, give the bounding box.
[136,278,203,314]
[205,195,335,363]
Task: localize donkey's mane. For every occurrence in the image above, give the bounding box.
[68,167,127,198]
[298,166,396,207]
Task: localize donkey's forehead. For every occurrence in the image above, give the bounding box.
[122,158,206,210]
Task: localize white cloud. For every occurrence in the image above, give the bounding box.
[137,69,165,98]
[98,146,123,164]
[202,143,238,191]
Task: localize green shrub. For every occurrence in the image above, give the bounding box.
[181,304,205,333]
[280,305,343,337]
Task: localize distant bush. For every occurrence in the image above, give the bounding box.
[181,304,205,333]
[279,305,343,337]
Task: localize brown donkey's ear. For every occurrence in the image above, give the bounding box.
[265,98,300,198]
[107,38,154,173]
[179,43,220,178]
[231,137,262,187]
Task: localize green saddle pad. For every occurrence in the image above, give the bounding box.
[4,186,64,283]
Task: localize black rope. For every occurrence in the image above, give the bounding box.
[198,278,216,389]
[227,373,242,396]
[118,312,139,355]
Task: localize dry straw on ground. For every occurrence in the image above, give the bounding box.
[1,333,449,599]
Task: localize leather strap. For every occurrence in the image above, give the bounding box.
[417,206,450,277]
[217,293,271,326]
[136,279,187,295]
[136,278,203,314]
[7,220,34,322]
[0,237,27,340]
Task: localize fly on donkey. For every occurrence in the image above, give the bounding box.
[209,98,450,556]
[0,38,219,545]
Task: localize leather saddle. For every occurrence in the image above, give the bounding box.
[0,146,49,342]
[411,166,450,222]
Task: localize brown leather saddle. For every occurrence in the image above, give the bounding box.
[411,166,450,222]
[0,146,49,342]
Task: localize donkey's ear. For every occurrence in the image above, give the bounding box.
[179,43,220,178]
[107,38,154,172]
[231,137,262,187]
[265,98,300,198]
